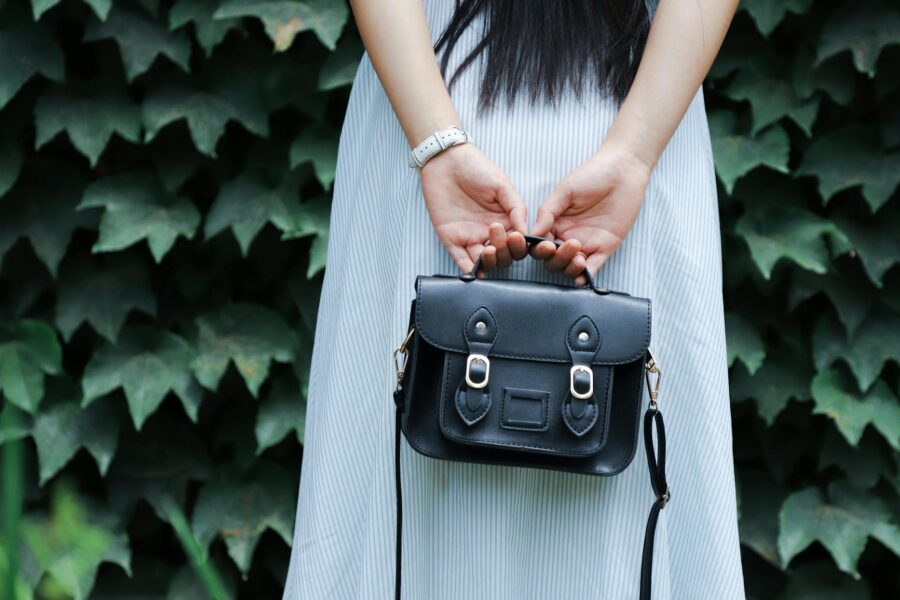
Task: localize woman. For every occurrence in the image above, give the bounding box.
[283,0,744,598]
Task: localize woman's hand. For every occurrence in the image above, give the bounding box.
[530,144,652,284]
[420,143,529,274]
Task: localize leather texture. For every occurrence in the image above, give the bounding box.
[401,274,651,476]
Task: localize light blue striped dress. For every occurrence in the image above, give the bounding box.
[282,1,746,598]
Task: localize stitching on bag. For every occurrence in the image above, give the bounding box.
[462,305,497,346]
[566,315,601,354]
[500,388,550,431]
[439,354,605,454]
[415,278,651,365]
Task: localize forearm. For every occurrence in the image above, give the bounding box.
[348,0,460,147]
[603,0,739,170]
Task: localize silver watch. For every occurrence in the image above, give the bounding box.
[408,125,473,169]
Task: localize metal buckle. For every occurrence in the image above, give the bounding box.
[465,354,490,389]
[569,365,593,399]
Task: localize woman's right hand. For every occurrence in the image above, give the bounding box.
[420,143,529,274]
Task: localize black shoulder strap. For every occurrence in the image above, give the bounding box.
[393,398,669,600]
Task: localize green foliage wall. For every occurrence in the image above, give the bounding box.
[0,0,897,597]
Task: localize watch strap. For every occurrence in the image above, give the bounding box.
[408,125,473,169]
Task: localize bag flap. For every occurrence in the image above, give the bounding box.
[414,275,650,365]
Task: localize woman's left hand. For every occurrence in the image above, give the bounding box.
[530,144,653,284]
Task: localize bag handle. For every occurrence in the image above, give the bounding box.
[459,234,609,295]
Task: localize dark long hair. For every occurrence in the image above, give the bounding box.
[433,0,653,111]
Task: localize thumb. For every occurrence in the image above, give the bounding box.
[496,182,528,234]
[533,182,572,237]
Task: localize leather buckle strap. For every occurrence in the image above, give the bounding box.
[569,364,593,399]
[465,354,490,388]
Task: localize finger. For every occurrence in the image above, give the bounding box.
[465,243,485,274]
[507,231,528,260]
[489,222,512,268]
[449,244,475,273]
[529,240,558,261]
[496,182,528,234]
[545,239,582,272]
[532,182,572,237]
[563,252,587,279]
[584,252,609,281]
[479,246,497,277]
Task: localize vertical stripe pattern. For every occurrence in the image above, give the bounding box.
[282,1,746,598]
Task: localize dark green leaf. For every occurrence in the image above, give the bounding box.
[0,11,64,109]
[709,112,789,193]
[83,6,191,81]
[813,306,900,391]
[830,204,900,287]
[810,368,900,450]
[794,50,856,107]
[741,0,811,36]
[289,124,338,189]
[142,78,269,157]
[778,481,900,577]
[0,319,62,413]
[819,428,894,489]
[255,373,305,454]
[35,84,141,167]
[738,469,785,566]
[730,355,811,425]
[280,195,330,278]
[318,37,363,90]
[191,303,297,396]
[204,173,300,255]
[77,172,201,262]
[0,138,23,198]
[32,0,111,21]
[816,0,900,77]
[169,0,238,56]
[82,325,203,430]
[214,0,348,51]
[191,462,295,575]
[725,312,765,374]
[789,267,876,338]
[55,257,157,343]
[796,126,900,212]
[735,201,846,279]
[724,59,820,135]
[33,389,120,484]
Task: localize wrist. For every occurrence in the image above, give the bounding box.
[601,106,664,175]
[409,124,474,169]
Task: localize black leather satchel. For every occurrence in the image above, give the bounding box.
[392,235,669,599]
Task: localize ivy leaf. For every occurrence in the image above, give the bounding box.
[778,481,900,577]
[830,204,900,287]
[33,388,120,485]
[796,126,900,212]
[204,173,300,255]
[0,319,62,413]
[55,257,157,343]
[819,428,894,490]
[730,355,811,425]
[83,6,191,81]
[142,77,269,157]
[725,312,765,374]
[0,11,64,109]
[191,462,295,575]
[793,48,856,107]
[735,201,847,279]
[81,325,203,430]
[318,37,363,90]
[77,172,201,262]
[724,59,820,135]
[709,112,789,193]
[280,195,331,278]
[737,469,785,566]
[35,84,141,167]
[169,0,238,57]
[0,138,23,197]
[32,0,111,21]
[0,160,92,276]
[740,0,811,36]
[816,0,900,77]
[148,129,202,193]
[191,303,297,396]
[22,482,131,600]
[289,124,338,189]
[255,373,305,454]
[789,267,876,338]
[810,368,900,450]
[214,0,348,51]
